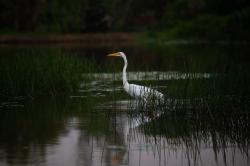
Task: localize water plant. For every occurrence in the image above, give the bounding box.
[0,48,95,98]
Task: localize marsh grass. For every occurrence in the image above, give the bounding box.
[131,112,250,165]
[0,49,98,98]
[120,69,250,141]
[132,73,248,109]
[125,76,250,156]
[123,76,250,164]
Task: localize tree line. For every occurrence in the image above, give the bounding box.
[0,0,249,33]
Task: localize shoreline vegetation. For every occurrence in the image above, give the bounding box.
[143,8,250,43]
[0,49,86,98]
[0,31,249,99]
[1,8,250,45]
[0,1,249,45]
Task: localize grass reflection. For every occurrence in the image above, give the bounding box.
[124,103,250,165]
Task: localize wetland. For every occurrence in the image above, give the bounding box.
[0,42,249,166]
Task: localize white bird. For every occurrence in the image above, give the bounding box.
[107,52,164,103]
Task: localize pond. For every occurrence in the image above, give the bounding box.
[0,43,250,166]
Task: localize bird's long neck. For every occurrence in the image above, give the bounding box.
[122,55,129,87]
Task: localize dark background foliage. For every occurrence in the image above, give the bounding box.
[0,0,249,34]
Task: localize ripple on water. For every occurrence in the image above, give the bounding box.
[93,100,138,111]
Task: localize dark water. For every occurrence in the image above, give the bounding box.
[0,43,250,166]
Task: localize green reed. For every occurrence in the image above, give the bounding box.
[0,49,97,97]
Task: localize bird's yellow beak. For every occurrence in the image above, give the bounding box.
[107,52,120,57]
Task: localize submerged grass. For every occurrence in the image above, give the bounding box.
[0,49,97,98]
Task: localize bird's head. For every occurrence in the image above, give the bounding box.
[107,52,125,57]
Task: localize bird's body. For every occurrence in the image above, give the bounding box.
[108,52,164,102]
[126,83,164,101]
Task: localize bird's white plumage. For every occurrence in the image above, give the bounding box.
[108,52,164,102]
[126,84,163,100]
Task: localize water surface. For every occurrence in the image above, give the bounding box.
[0,43,250,166]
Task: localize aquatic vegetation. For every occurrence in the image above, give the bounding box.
[0,49,96,97]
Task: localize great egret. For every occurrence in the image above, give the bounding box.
[107,52,164,102]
